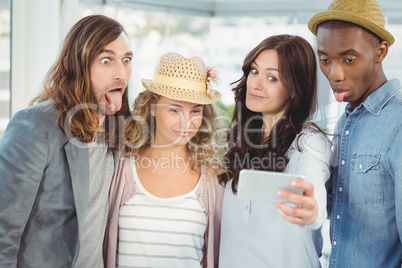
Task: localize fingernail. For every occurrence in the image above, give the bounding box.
[277,190,283,197]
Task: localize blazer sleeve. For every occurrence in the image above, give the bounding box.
[0,109,49,267]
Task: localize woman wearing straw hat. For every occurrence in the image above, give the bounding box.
[308,0,402,267]
[218,35,332,267]
[103,52,225,268]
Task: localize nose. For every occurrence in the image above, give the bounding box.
[328,63,345,83]
[179,112,190,129]
[179,111,199,131]
[114,61,126,80]
[248,73,263,91]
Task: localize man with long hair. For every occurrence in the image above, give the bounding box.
[0,15,137,267]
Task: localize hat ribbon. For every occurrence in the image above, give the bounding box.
[153,73,206,93]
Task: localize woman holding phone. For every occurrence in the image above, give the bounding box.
[218,35,332,267]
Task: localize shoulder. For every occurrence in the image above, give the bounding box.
[389,87,402,108]
[200,166,224,192]
[380,79,402,109]
[296,126,332,160]
[25,100,58,122]
[11,100,59,128]
[3,101,68,149]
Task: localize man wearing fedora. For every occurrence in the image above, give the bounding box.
[308,0,402,267]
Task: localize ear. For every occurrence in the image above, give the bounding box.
[375,41,389,63]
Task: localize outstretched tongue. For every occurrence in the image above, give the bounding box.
[333,91,349,102]
[105,90,123,112]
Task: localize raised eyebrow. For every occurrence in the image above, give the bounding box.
[99,49,134,58]
[251,61,278,72]
[99,49,116,57]
[317,49,327,55]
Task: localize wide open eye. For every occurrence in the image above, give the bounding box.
[101,58,110,64]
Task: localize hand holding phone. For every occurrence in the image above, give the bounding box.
[237,169,305,203]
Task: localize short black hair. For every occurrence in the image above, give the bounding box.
[318,20,381,49]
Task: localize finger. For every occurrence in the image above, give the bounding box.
[275,203,305,218]
[275,202,316,226]
[277,190,314,209]
[292,179,314,198]
[276,206,308,226]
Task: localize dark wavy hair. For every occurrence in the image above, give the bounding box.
[219,34,319,193]
[30,15,137,153]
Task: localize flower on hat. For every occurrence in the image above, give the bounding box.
[206,65,220,97]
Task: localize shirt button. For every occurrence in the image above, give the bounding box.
[345,130,350,135]
[339,187,343,192]
[341,160,345,165]
[337,215,340,219]
[333,241,337,246]
[359,164,363,169]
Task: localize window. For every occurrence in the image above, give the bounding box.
[0,0,10,138]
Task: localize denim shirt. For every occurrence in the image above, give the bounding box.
[328,79,402,268]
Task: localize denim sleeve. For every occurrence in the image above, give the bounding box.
[387,125,402,249]
[0,110,48,267]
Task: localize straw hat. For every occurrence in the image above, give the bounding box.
[142,52,221,104]
[308,0,395,46]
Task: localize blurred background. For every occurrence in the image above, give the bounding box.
[1,0,402,137]
[1,1,402,265]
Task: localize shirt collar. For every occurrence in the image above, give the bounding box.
[345,79,401,116]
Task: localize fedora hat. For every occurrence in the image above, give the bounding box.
[308,0,395,46]
[142,52,221,104]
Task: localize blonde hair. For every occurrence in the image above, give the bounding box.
[30,15,137,152]
[126,90,225,176]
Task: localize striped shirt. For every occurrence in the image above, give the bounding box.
[117,165,207,268]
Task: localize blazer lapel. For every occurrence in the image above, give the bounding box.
[64,138,90,240]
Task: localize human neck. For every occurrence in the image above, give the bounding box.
[142,144,189,159]
[350,71,388,110]
[99,115,106,126]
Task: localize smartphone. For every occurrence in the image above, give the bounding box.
[237,169,305,202]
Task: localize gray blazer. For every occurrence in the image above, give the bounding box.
[0,100,118,268]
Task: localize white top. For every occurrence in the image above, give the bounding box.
[219,128,332,268]
[118,164,207,268]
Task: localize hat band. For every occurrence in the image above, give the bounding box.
[153,73,206,93]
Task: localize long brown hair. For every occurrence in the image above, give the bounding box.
[30,15,137,152]
[219,34,319,193]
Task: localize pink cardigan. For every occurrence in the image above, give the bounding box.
[103,156,224,268]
